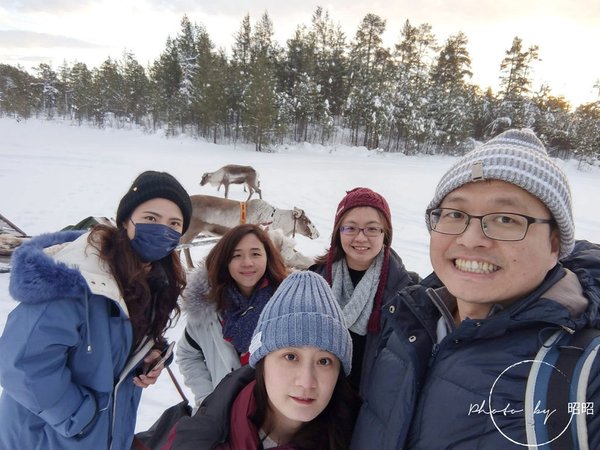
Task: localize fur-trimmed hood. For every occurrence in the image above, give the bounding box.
[180,264,215,323]
[9,230,123,309]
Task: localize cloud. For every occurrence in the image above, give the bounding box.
[0,30,101,49]
[142,0,316,17]
[0,0,87,14]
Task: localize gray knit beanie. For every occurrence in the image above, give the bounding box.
[426,129,574,258]
[249,271,352,376]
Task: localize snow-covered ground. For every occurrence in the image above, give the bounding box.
[1,117,598,431]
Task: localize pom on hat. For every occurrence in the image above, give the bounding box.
[116,171,192,233]
[249,271,353,376]
[426,129,574,258]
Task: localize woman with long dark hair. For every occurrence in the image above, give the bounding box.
[168,271,361,450]
[0,170,191,450]
[176,224,288,410]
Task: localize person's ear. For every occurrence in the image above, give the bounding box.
[549,227,561,266]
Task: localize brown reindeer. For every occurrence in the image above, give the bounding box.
[179,195,319,268]
[200,164,262,200]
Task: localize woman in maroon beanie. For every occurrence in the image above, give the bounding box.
[311,187,419,394]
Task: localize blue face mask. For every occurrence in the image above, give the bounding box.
[129,221,181,262]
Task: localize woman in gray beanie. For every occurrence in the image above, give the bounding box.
[0,170,191,450]
[168,271,361,450]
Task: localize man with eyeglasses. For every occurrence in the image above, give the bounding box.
[351,129,600,449]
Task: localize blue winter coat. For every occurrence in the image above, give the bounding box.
[0,231,154,450]
[351,240,600,449]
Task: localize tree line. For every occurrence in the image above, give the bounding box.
[1,8,599,160]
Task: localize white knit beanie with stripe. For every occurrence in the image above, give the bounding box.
[426,128,574,258]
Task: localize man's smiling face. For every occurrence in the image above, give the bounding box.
[430,180,560,319]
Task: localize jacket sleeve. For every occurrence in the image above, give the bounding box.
[0,298,98,438]
[175,326,215,409]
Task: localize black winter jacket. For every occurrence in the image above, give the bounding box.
[311,248,418,396]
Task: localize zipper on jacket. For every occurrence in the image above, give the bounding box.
[84,289,92,353]
[430,343,440,361]
[426,288,456,334]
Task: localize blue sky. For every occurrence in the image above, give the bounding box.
[1,0,599,106]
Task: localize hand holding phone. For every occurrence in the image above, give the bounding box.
[143,341,175,375]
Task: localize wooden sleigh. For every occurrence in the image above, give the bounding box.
[0,214,113,273]
[0,213,29,273]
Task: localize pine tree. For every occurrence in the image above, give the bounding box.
[532,86,573,155]
[175,15,200,133]
[69,62,93,124]
[57,61,72,119]
[149,37,183,135]
[389,20,437,152]
[202,49,229,143]
[242,12,280,151]
[187,21,220,139]
[310,7,348,121]
[346,13,391,148]
[572,101,600,162]
[120,51,149,126]
[429,32,474,149]
[500,36,539,99]
[90,58,125,126]
[229,14,253,142]
[281,25,317,141]
[498,36,540,128]
[33,63,60,118]
[0,64,37,119]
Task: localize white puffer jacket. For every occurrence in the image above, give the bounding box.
[175,266,241,411]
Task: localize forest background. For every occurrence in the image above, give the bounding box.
[1,7,599,159]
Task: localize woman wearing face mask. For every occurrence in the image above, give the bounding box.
[0,170,191,450]
[311,187,419,395]
[176,224,288,411]
[167,271,361,450]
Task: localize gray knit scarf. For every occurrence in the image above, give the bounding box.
[331,250,384,335]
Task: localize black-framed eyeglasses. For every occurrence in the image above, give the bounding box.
[427,208,555,241]
[339,225,384,237]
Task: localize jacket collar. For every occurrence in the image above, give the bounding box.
[424,264,591,334]
[53,231,127,315]
[9,230,126,314]
[181,265,214,322]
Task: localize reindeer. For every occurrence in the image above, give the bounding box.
[200,164,262,200]
[179,195,319,268]
[267,228,314,270]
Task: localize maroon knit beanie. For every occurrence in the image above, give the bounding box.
[326,187,392,333]
[333,187,392,233]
